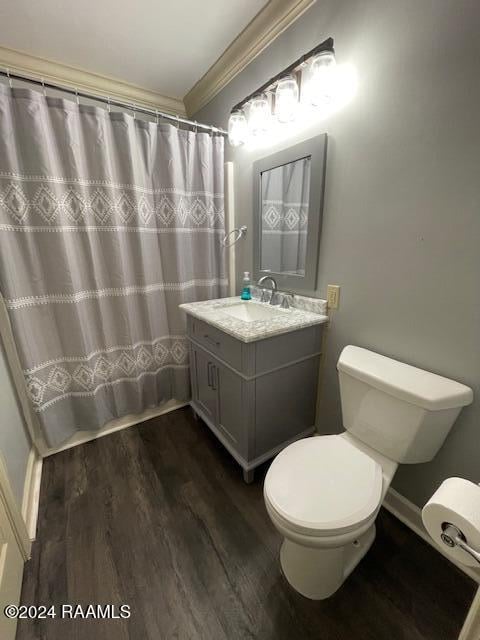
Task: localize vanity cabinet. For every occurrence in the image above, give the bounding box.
[187,315,323,482]
[190,343,245,453]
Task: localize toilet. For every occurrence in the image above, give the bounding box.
[264,345,473,600]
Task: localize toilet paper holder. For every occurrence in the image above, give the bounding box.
[441,522,480,564]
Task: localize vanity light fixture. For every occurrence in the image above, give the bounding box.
[309,50,337,105]
[228,110,248,146]
[275,75,299,123]
[248,94,272,136]
[227,37,339,146]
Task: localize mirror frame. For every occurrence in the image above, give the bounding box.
[253,133,327,292]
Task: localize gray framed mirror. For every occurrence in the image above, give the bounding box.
[253,134,327,292]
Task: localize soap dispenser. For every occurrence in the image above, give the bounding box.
[241,271,252,300]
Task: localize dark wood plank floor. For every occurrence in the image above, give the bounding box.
[17,407,475,640]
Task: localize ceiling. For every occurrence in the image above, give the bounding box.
[0,0,268,99]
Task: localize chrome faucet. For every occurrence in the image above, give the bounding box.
[257,275,278,305]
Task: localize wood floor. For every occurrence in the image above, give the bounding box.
[17,407,475,640]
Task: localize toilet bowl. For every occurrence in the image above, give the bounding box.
[264,433,396,599]
[264,345,473,600]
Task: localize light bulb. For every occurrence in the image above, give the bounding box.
[228,110,248,146]
[309,50,337,106]
[274,75,299,123]
[247,94,271,137]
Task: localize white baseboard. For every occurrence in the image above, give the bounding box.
[384,487,480,583]
[21,449,42,541]
[459,586,480,640]
[44,399,188,457]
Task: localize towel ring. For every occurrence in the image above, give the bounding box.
[222,225,247,248]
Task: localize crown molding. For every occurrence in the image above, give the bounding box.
[0,46,186,116]
[184,0,316,116]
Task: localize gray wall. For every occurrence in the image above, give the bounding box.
[0,339,31,507]
[194,0,480,508]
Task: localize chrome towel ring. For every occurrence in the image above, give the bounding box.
[221,225,247,248]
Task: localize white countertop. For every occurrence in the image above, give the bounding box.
[179,297,328,343]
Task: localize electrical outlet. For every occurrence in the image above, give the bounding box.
[327,285,340,310]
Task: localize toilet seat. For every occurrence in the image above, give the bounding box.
[264,435,383,537]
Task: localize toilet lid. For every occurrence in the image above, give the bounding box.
[264,436,383,536]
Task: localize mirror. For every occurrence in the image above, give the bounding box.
[260,156,311,277]
[253,134,327,292]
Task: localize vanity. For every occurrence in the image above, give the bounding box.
[180,297,328,482]
[180,132,329,482]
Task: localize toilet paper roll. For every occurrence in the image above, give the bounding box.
[422,477,480,567]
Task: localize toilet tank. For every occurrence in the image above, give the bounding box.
[337,346,473,464]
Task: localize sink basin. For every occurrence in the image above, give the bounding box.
[219,302,285,323]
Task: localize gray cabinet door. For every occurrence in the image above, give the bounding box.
[191,345,217,424]
[212,360,246,457]
[254,356,320,458]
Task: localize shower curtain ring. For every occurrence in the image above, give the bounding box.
[155,109,159,125]
[75,88,80,106]
[41,77,46,97]
[107,96,111,113]
[6,68,12,88]
[133,103,136,120]
[176,114,180,129]
[194,120,198,133]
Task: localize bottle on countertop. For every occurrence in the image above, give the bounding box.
[240,271,252,300]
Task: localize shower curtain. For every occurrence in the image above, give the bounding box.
[0,86,227,447]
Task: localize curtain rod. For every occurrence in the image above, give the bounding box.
[0,69,228,136]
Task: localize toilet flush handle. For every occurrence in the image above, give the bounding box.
[441,523,480,564]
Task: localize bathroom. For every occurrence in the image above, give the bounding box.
[0,0,479,638]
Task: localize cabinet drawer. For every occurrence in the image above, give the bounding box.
[188,316,242,371]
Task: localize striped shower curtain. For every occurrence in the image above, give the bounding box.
[0,86,227,447]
